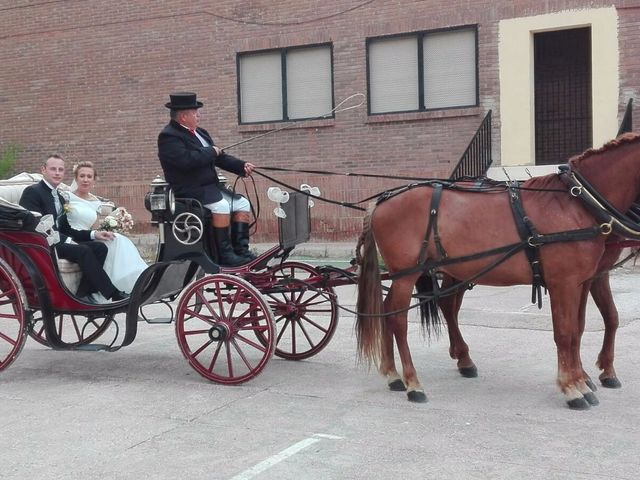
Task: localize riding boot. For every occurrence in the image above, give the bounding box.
[231,220,257,261]
[211,214,247,267]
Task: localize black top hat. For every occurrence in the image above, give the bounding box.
[165,92,204,110]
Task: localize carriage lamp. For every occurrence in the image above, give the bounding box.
[145,176,176,246]
[145,176,175,223]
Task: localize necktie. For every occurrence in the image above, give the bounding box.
[52,188,62,215]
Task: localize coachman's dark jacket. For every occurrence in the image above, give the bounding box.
[157,120,246,204]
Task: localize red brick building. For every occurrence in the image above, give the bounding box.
[1,1,638,241]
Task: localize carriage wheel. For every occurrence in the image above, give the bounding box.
[175,274,276,384]
[262,262,339,360]
[28,312,113,348]
[0,258,28,372]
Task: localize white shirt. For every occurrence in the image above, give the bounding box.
[179,122,210,147]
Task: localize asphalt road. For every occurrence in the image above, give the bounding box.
[1,266,639,480]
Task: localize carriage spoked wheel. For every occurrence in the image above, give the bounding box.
[260,262,339,360]
[0,258,28,371]
[175,274,276,384]
[28,312,114,348]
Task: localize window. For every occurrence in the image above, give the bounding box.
[367,26,478,114]
[238,44,334,123]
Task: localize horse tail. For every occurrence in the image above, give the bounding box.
[355,208,384,367]
[415,273,442,339]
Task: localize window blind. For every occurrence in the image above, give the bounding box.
[239,51,283,122]
[423,29,476,109]
[369,37,419,113]
[286,46,332,119]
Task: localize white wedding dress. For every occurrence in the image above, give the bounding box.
[66,191,147,293]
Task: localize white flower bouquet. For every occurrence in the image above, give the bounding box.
[99,207,134,234]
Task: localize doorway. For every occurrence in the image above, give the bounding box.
[534,27,592,165]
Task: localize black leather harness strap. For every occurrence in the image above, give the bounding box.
[416,183,447,301]
[507,182,544,307]
[418,183,447,264]
[380,177,606,308]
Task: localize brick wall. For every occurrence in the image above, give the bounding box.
[1,0,636,243]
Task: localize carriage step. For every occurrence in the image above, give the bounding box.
[73,344,112,352]
[143,317,173,324]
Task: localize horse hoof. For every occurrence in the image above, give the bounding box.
[459,365,478,378]
[407,390,428,403]
[566,397,591,410]
[600,377,622,389]
[388,379,407,391]
[583,392,599,406]
[585,378,597,392]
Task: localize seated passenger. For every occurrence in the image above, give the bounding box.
[157,92,256,267]
[66,161,147,294]
[19,154,128,302]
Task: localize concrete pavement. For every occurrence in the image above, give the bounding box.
[1,256,639,479]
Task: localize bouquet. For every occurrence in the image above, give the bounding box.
[99,207,134,234]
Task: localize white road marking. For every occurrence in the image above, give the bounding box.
[229,434,343,480]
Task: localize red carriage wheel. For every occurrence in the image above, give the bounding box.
[28,312,113,348]
[175,274,276,384]
[262,262,339,360]
[0,258,28,372]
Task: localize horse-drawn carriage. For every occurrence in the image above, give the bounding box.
[0,175,343,384]
[2,132,640,410]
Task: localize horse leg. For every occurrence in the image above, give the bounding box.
[590,272,622,388]
[439,276,477,378]
[386,278,427,403]
[577,282,599,405]
[379,287,405,391]
[549,283,598,409]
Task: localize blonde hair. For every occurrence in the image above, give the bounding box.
[73,160,98,179]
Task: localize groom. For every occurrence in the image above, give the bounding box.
[19,154,128,302]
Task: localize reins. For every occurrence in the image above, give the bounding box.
[237,160,638,316]
[251,166,568,214]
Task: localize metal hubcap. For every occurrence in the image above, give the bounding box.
[209,324,229,342]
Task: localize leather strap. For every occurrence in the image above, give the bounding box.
[508,183,544,307]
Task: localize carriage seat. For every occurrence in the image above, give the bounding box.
[0,173,114,294]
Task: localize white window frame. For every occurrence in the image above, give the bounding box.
[237,43,334,124]
[366,25,478,115]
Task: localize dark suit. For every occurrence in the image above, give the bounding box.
[19,180,118,298]
[157,120,246,205]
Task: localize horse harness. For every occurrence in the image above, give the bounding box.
[376,170,633,308]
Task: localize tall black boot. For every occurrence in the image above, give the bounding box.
[231,222,257,261]
[212,227,247,267]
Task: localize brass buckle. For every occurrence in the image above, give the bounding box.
[528,236,541,247]
[600,222,613,235]
[570,186,582,197]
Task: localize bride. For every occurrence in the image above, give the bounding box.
[65,161,147,294]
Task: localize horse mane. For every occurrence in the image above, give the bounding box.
[569,132,640,168]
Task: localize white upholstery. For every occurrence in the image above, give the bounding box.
[0,172,43,204]
[56,259,81,294]
[0,173,83,293]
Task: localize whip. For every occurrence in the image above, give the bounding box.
[221,93,365,151]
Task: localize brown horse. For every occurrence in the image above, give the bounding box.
[440,240,637,389]
[356,133,640,409]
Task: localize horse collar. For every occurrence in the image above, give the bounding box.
[559,165,640,239]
